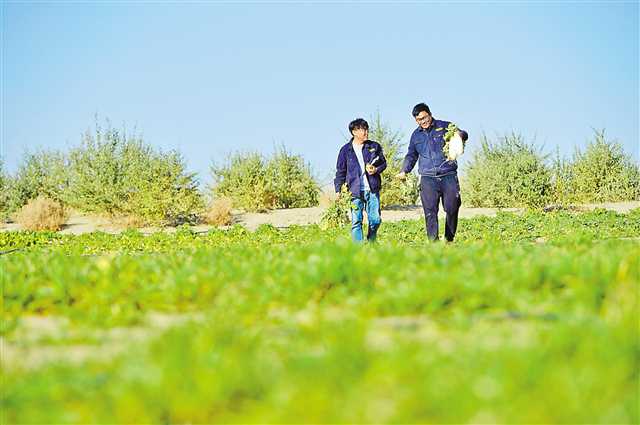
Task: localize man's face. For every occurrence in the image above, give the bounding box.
[415,111,433,129]
[352,127,368,141]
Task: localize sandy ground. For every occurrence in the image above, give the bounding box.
[1,201,638,234]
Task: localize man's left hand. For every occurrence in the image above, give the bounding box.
[366,164,377,175]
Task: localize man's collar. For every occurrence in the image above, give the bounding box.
[351,138,369,145]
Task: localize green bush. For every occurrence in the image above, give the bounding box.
[211,152,274,212]
[550,149,574,207]
[2,150,68,219]
[212,147,319,212]
[0,159,9,221]
[463,133,552,208]
[119,147,204,225]
[65,122,203,225]
[266,146,319,208]
[563,130,640,203]
[369,113,419,207]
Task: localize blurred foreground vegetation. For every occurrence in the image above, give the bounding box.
[1,209,638,423]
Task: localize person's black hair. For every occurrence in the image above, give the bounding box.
[348,118,369,135]
[412,103,431,117]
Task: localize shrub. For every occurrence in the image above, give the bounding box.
[463,133,552,208]
[369,113,419,207]
[15,196,68,231]
[65,122,204,225]
[565,130,640,203]
[204,197,233,227]
[550,149,575,207]
[111,215,147,229]
[4,150,68,217]
[211,152,273,212]
[0,160,10,222]
[118,147,204,226]
[318,190,336,208]
[212,147,319,212]
[265,146,319,208]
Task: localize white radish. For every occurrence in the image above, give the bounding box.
[448,133,464,160]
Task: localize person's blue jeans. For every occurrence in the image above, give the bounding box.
[351,190,381,242]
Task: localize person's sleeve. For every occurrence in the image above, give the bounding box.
[334,147,347,193]
[458,128,469,142]
[401,135,418,173]
[376,143,387,174]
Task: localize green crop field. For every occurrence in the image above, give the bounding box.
[1,209,639,424]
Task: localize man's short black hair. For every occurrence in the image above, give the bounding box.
[412,103,432,117]
[348,118,369,135]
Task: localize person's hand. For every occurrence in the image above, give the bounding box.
[366,164,376,175]
[395,171,406,180]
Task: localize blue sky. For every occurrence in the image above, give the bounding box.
[2,1,638,187]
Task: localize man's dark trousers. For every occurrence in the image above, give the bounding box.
[419,174,461,242]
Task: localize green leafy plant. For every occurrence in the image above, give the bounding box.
[443,122,465,160]
[320,184,353,229]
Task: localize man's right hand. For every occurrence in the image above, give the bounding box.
[395,171,406,180]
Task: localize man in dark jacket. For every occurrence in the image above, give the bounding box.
[397,103,468,242]
[334,118,387,242]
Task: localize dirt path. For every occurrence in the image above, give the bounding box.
[1,201,637,234]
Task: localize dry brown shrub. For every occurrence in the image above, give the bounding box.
[204,197,233,226]
[15,196,68,231]
[110,214,147,229]
[318,190,338,208]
